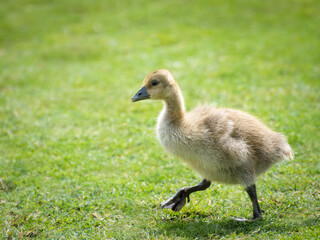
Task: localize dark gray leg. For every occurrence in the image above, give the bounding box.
[245,184,262,220]
[161,179,211,211]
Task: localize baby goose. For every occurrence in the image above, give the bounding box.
[131,69,293,221]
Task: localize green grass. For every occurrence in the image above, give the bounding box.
[1,0,320,238]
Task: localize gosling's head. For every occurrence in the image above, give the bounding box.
[131,69,177,102]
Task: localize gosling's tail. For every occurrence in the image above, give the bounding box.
[280,142,294,161]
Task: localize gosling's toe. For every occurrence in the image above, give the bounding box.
[251,213,263,221]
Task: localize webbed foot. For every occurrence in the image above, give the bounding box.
[161,188,190,211]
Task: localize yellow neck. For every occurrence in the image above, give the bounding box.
[163,87,185,123]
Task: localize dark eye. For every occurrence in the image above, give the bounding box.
[151,80,159,86]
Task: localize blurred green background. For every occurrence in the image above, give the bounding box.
[1,0,319,238]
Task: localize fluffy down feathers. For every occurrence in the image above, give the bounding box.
[135,69,294,187]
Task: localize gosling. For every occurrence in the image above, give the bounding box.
[131,69,293,221]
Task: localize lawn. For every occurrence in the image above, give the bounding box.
[1,0,320,238]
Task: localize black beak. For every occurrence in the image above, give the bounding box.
[131,87,150,102]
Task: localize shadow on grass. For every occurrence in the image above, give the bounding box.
[153,210,306,238]
[158,215,261,238]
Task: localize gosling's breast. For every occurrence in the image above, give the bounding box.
[156,121,183,155]
[156,118,218,167]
